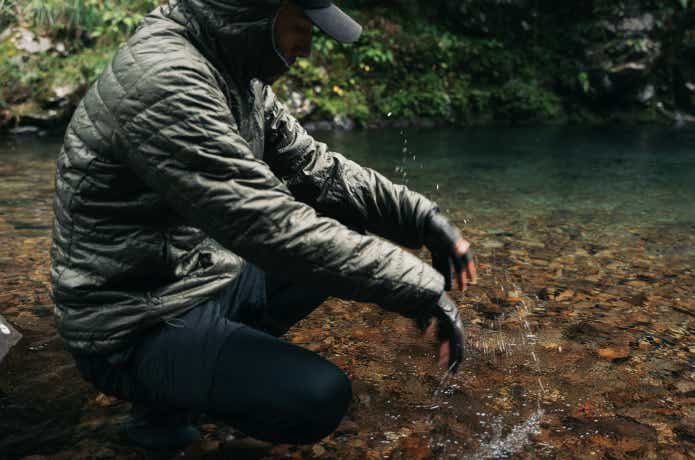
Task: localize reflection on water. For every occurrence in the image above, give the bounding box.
[316,125,695,231]
[1,126,694,459]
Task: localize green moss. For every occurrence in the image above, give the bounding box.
[49,46,117,87]
[0,38,29,109]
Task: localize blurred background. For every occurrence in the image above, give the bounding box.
[1,0,694,133]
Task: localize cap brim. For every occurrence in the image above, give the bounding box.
[305,5,362,44]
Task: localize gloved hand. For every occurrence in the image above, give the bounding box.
[424,210,476,291]
[414,292,465,374]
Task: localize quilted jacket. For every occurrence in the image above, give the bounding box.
[49,0,445,355]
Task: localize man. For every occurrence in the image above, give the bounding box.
[49,0,477,450]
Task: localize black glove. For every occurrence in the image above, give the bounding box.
[424,210,473,291]
[414,292,465,374]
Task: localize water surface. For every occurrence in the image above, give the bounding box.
[1,126,693,459]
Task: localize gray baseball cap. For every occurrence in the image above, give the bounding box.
[295,0,363,43]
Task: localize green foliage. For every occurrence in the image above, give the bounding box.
[4,0,674,127]
[1,0,156,116]
[374,73,452,120]
[21,0,159,46]
[578,72,591,94]
[492,80,564,121]
[350,28,395,69]
[0,39,25,108]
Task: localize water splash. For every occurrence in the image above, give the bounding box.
[465,409,544,459]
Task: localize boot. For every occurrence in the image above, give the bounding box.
[123,403,201,450]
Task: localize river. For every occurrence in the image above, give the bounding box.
[1,126,693,459]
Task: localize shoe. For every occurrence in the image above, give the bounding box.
[123,404,201,450]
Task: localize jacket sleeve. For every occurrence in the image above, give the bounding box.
[115,61,444,314]
[262,86,437,249]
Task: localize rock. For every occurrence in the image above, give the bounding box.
[9,27,53,54]
[304,120,333,131]
[617,14,655,36]
[563,416,657,454]
[487,228,513,236]
[597,346,630,361]
[628,293,649,307]
[200,423,218,433]
[184,439,220,456]
[384,431,400,442]
[335,418,359,435]
[47,84,80,107]
[481,239,504,249]
[585,10,662,104]
[333,115,355,130]
[390,435,433,460]
[8,126,41,135]
[93,393,120,407]
[312,444,326,457]
[675,418,695,442]
[538,287,557,300]
[475,302,502,318]
[637,84,655,104]
[489,289,522,308]
[555,289,575,302]
[675,380,695,396]
[91,447,115,459]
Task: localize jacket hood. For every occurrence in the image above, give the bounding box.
[168,0,290,85]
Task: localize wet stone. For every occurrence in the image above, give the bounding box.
[597,346,630,361]
[674,380,695,396]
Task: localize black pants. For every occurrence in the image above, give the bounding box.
[72,263,352,444]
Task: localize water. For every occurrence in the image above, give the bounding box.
[3,126,694,235]
[2,126,694,459]
[316,125,695,233]
[466,409,544,460]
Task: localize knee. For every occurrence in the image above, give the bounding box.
[299,366,352,443]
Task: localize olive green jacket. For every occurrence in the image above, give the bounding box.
[50,0,444,355]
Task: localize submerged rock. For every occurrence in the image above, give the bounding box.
[675,418,695,443]
[597,346,630,361]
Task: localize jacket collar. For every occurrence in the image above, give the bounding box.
[165,0,289,88]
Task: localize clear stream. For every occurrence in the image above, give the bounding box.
[2,125,695,235]
[1,126,694,459]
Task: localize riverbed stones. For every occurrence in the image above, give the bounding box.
[597,345,631,361]
[3,141,695,459]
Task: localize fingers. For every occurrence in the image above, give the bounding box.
[424,319,437,339]
[466,258,477,285]
[438,340,450,368]
[453,239,477,291]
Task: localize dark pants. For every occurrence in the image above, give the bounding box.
[72,263,352,444]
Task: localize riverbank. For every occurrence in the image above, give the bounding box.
[1,1,694,133]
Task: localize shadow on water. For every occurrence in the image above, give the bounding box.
[1,126,694,458]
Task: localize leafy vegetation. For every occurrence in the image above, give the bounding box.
[1,0,693,129]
